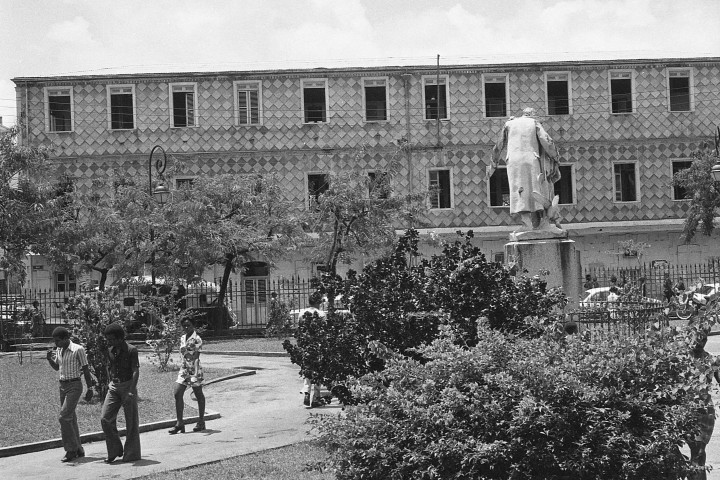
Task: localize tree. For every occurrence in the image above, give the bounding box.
[304,143,427,277]
[673,128,720,243]
[149,174,304,311]
[37,176,140,290]
[0,126,56,281]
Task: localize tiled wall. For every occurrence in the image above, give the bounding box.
[16,59,720,230]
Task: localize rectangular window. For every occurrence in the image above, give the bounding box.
[55,273,76,293]
[307,173,329,208]
[175,177,196,189]
[302,79,328,123]
[484,74,508,118]
[108,85,135,130]
[545,72,571,115]
[170,83,197,127]
[613,162,638,202]
[668,69,693,112]
[428,169,452,209]
[610,71,633,114]
[234,81,261,125]
[553,165,575,204]
[46,87,73,132]
[368,171,390,199]
[423,76,448,120]
[489,167,510,207]
[363,78,387,122]
[672,160,692,200]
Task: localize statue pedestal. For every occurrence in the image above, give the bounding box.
[505,238,581,308]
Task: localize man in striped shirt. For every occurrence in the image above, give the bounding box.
[46,327,94,462]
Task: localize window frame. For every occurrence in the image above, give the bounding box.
[169,82,199,128]
[55,272,77,293]
[174,176,197,190]
[106,84,136,131]
[422,75,450,121]
[301,78,329,124]
[666,68,694,113]
[233,80,263,126]
[612,160,640,203]
[554,163,577,205]
[608,70,635,115]
[482,73,510,118]
[427,167,454,210]
[306,171,330,209]
[544,71,572,116]
[671,159,693,201]
[487,165,510,208]
[44,86,74,133]
[362,77,389,123]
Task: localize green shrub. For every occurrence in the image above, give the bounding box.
[65,290,135,398]
[265,297,296,338]
[317,323,712,479]
[143,295,189,372]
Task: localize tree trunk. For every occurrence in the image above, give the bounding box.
[215,253,235,336]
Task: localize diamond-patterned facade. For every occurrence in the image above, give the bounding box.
[13,58,720,235]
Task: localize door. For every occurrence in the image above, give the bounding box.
[242,277,269,327]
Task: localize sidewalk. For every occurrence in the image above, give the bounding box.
[0,353,334,480]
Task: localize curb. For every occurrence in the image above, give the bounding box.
[0,369,257,458]
[201,350,289,357]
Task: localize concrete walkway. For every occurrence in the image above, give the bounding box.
[0,353,336,479]
[3,343,720,479]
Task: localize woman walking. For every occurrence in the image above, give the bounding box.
[169,317,206,434]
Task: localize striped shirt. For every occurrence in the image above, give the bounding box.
[54,341,89,381]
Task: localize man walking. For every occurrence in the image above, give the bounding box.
[101,323,141,463]
[46,327,94,462]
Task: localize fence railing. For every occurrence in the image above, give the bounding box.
[574,301,667,337]
[583,263,720,301]
[0,278,319,344]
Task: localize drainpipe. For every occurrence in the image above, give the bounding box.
[436,54,441,147]
[401,72,414,194]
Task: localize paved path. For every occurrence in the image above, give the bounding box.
[4,341,720,479]
[0,353,334,479]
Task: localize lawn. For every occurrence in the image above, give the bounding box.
[0,351,233,448]
[138,441,333,480]
[202,336,293,353]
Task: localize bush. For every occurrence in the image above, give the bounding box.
[143,295,189,372]
[286,230,565,395]
[64,290,135,398]
[317,323,712,479]
[265,297,296,338]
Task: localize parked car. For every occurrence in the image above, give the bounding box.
[580,287,662,309]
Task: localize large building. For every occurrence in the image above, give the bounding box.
[11,56,720,292]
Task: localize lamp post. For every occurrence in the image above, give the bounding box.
[148,146,171,286]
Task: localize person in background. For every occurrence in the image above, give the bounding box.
[583,274,594,290]
[31,300,46,337]
[610,275,618,288]
[173,282,187,311]
[45,327,94,462]
[298,293,326,407]
[169,317,206,434]
[591,276,600,288]
[663,272,674,304]
[687,327,720,480]
[198,293,209,308]
[674,276,686,296]
[101,323,141,463]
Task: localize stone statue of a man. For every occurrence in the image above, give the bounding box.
[488,107,564,237]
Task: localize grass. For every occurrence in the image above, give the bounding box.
[0,351,233,448]
[137,441,334,480]
[202,336,293,353]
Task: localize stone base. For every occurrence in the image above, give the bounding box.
[505,238,581,308]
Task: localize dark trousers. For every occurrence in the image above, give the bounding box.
[101,380,141,461]
[59,380,83,453]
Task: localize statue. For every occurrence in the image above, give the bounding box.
[488,107,565,239]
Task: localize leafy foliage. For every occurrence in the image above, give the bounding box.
[265,296,296,338]
[64,290,135,398]
[143,294,189,372]
[317,323,714,479]
[285,230,566,401]
[673,143,720,243]
[0,126,56,278]
[303,143,427,275]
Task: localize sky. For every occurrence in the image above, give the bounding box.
[1,0,719,127]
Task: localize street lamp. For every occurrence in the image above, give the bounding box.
[148,145,170,286]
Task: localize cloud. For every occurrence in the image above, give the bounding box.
[46,16,95,44]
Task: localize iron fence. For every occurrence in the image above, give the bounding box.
[583,263,720,301]
[0,277,318,344]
